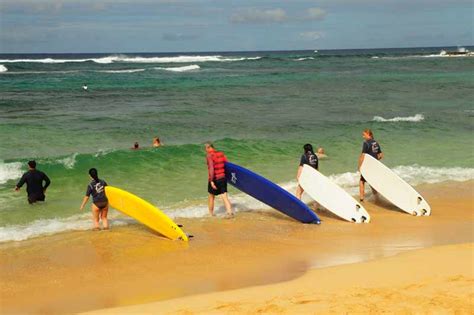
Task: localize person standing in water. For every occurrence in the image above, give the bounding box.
[296,144,319,201]
[80,168,109,230]
[358,128,383,202]
[205,142,233,217]
[15,160,51,204]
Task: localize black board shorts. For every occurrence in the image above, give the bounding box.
[28,194,45,204]
[208,178,227,196]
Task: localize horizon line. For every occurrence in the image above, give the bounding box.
[1,44,472,55]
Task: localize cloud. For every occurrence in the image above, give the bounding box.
[162,33,198,41]
[299,31,325,41]
[230,8,287,24]
[306,8,327,21]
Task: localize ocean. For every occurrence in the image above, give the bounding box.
[1,47,473,242]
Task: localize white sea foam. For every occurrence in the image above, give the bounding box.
[97,68,146,73]
[0,55,261,64]
[295,57,315,61]
[0,65,7,73]
[154,65,200,72]
[373,114,424,122]
[0,161,23,185]
[56,153,78,169]
[0,213,132,242]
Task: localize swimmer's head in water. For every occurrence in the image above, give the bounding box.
[317,147,325,154]
[89,168,99,181]
[303,143,314,154]
[362,128,374,140]
[28,160,36,169]
[134,142,139,149]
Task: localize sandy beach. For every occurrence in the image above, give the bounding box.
[84,243,473,314]
[1,181,473,314]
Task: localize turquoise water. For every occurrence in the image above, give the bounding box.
[1,48,473,241]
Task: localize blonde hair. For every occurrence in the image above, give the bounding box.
[363,128,374,138]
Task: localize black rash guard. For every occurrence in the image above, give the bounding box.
[362,139,382,159]
[16,170,51,198]
[300,152,319,170]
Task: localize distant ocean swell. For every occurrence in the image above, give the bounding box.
[1,164,472,243]
[0,55,262,64]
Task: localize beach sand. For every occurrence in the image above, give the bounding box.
[84,243,473,315]
[1,181,473,314]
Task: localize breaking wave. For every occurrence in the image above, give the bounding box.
[373,114,424,122]
[0,55,262,64]
[154,65,200,72]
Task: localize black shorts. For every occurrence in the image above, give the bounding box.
[28,194,45,204]
[360,175,366,183]
[208,178,227,196]
[93,200,109,210]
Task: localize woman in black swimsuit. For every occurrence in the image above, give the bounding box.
[79,168,109,230]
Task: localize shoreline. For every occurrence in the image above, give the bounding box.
[83,242,474,314]
[1,180,473,314]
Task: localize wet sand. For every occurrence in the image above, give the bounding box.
[84,243,473,314]
[1,181,473,314]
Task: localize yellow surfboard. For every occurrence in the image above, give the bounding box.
[105,186,188,241]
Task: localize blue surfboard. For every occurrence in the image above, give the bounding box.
[225,162,320,224]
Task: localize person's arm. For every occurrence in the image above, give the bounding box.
[80,196,90,210]
[358,154,365,171]
[207,155,217,189]
[42,173,51,193]
[81,185,92,210]
[14,174,26,191]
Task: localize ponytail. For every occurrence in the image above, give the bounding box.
[88,168,99,182]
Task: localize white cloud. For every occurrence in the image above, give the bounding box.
[230,8,287,24]
[306,8,327,21]
[299,31,325,41]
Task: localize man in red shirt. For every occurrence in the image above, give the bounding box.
[205,142,234,217]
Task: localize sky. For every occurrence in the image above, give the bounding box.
[0,0,472,53]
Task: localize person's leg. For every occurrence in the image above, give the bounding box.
[296,185,304,200]
[359,180,365,201]
[208,194,215,216]
[221,193,233,215]
[100,206,109,229]
[91,204,101,230]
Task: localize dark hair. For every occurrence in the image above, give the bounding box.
[205,141,214,148]
[28,160,36,169]
[303,143,314,155]
[89,168,99,181]
[134,142,139,149]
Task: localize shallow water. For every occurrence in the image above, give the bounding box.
[0,48,473,241]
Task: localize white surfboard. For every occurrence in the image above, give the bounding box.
[360,154,431,216]
[298,165,370,223]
